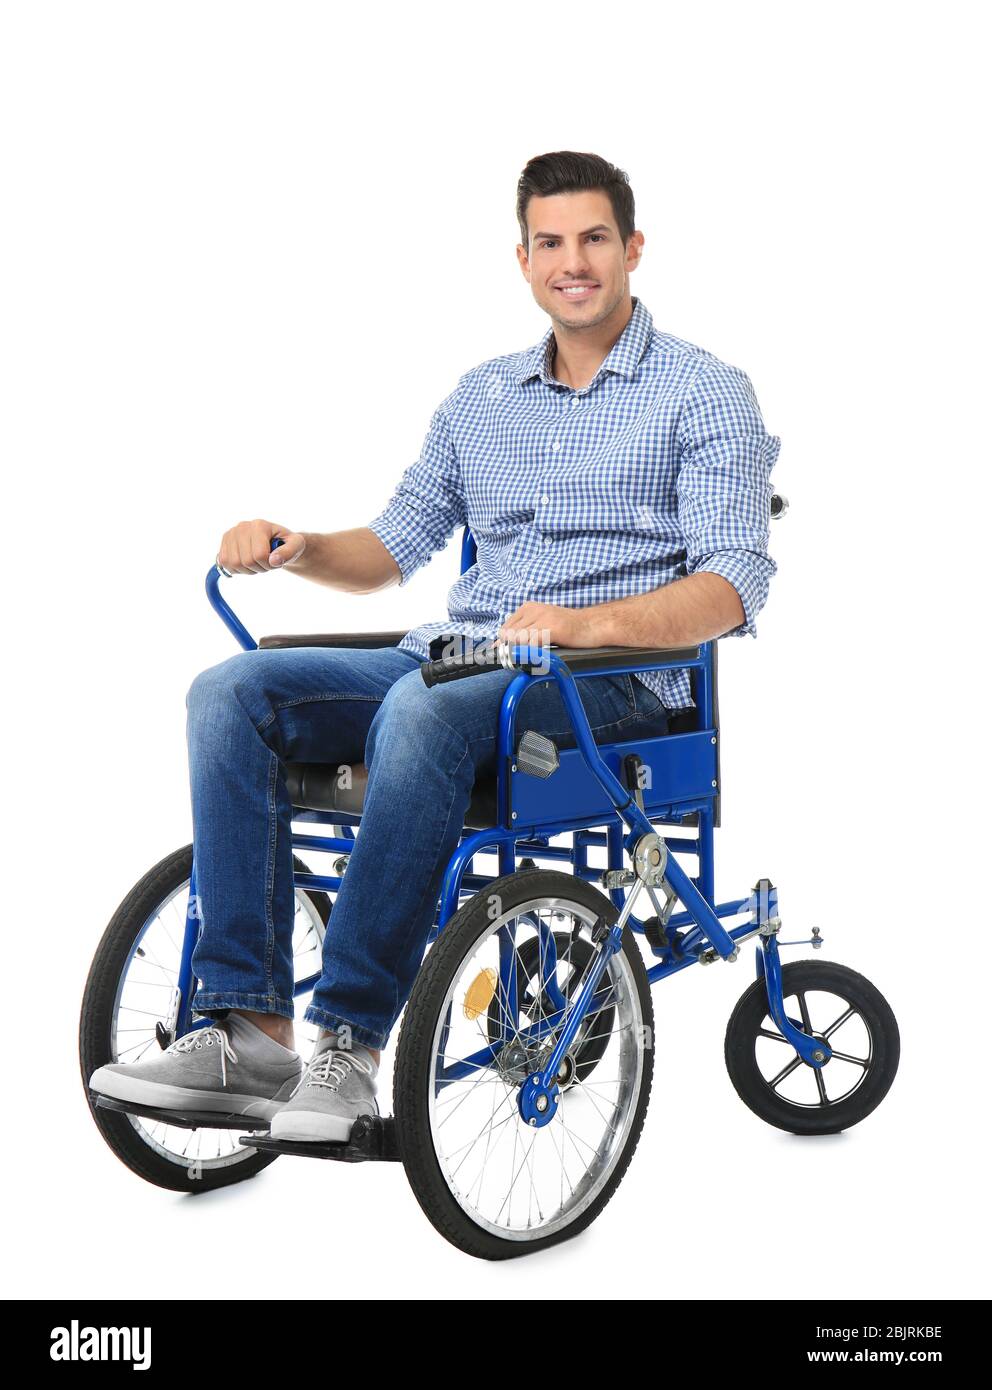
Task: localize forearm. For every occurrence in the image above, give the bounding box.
[586,573,746,648]
[287,527,401,594]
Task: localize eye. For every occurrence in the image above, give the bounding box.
[588,234,606,243]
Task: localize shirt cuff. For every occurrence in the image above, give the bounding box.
[691,550,771,637]
[367,513,423,587]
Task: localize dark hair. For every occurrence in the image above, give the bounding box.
[516,151,635,247]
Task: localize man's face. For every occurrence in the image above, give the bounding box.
[516,189,643,330]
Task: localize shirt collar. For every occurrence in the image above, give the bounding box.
[514,296,654,388]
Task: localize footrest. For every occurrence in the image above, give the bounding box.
[239,1114,400,1164]
[91,1092,271,1133]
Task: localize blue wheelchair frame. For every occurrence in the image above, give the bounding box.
[191,528,828,1104]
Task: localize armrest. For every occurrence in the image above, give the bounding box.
[258,631,409,651]
[551,644,700,674]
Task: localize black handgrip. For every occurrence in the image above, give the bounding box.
[420,652,503,688]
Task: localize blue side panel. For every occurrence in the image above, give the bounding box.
[510,730,718,830]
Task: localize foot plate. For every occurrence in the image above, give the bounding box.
[240,1115,399,1163]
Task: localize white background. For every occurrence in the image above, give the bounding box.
[2,0,989,1299]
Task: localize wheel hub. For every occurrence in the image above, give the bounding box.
[518,1073,560,1128]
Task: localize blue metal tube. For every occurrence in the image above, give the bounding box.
[695,803,716,903]
[291,833,355,857]
[661,853,737,958]
[759,933,831,1066]
[205,564,258,652]
[176,863,201,1037]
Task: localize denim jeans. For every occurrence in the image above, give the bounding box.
[186,644,674,1050]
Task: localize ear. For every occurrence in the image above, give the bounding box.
[516,242,531,283]
[625,230,645,273]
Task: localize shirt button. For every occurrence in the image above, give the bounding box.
[540,494,550,503]
[544,537,553,547]
[571,396,580,406]
[551,440,561,452]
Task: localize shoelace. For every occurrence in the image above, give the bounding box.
[167,1026,238,1087]
[292,1047,373,1097]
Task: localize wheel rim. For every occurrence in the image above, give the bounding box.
[109,878,326,1170]
[427,896,646,1243]
[754,986,873,1109]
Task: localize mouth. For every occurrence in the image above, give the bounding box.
[553,283,600,303]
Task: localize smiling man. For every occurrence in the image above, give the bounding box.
[89,151,780,1145]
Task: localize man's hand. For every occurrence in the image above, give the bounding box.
[217,519,306,575]
[498,601,607,650]
[499,573,747,651]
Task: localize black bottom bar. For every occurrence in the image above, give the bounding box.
[91,1092,270,1132]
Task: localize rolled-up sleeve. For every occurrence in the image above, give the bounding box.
[676,361,780,636]
[367,396,467,586]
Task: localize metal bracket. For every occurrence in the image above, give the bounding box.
[645,879,678,930]
[699,945,740,966]
[779,926,824,948]
[601,868,636,890]
[632,832,668,886]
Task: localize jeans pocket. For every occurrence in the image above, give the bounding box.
[628,673,665,720]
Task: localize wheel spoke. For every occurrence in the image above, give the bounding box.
[769,1054,804,1089]
[824,1005,856,1039]
[829,1049,868,1067]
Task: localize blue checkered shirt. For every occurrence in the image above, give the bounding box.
[368,298,780,710]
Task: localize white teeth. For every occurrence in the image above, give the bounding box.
[560,286,594,294]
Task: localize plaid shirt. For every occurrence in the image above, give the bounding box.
[368,298,780,710]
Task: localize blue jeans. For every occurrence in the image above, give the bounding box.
[186,644,674,1050]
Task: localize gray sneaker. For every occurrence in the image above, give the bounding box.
[88,1013,302,1123]
[270,1033,378,1143]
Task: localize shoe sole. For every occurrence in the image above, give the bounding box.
[270,1109,376,1143]
[88,1065,292,1121]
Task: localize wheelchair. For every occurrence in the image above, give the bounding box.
[80,501,900,1260]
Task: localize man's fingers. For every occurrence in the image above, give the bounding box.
[269,533,306,567]
[217,520,299,574]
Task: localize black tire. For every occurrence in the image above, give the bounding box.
[79,844,331,1193]
[725,959,900,1136]
[394,870,654,1259]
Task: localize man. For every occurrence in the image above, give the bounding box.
[89,151,780,1143]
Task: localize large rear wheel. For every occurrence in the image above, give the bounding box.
[79,844,331,1191]
[394,870,654,1259]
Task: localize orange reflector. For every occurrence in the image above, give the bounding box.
[463,967,498,1021]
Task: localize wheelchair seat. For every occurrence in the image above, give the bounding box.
[286,711,701,830]
[263,630,707,831]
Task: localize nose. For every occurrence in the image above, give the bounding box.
[559,239,593,279]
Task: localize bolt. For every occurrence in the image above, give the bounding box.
[528,1118,537,1126]
[511,764,517,772]
[511,812,517,820]
[554,1094,560,1104]
[711,736,717,745]
[711,780,718,788]
[812,1049,825,1062]
[536,1095,548,1113]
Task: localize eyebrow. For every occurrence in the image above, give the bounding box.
[531,224,612,240]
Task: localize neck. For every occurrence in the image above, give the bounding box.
[551,293,635,389]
